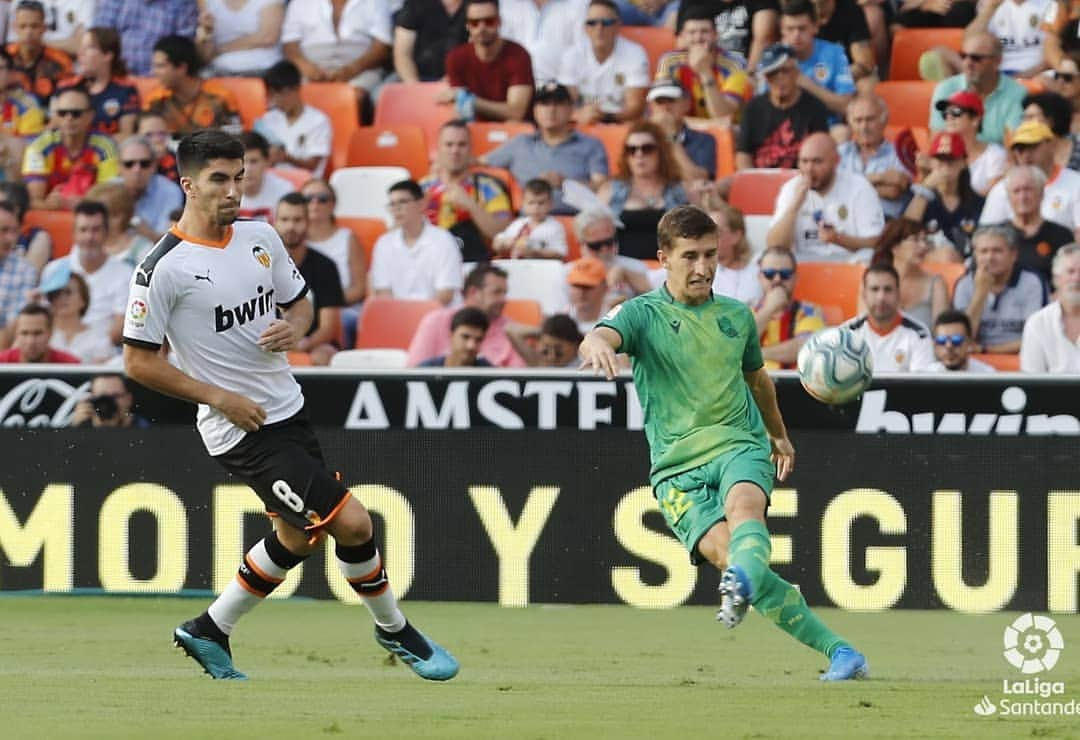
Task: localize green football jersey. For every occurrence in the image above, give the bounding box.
[598,285,770,487]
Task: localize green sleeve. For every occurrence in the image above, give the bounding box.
[597,300,639,356]
[739,303,764,372]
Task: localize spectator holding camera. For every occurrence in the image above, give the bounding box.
[70,373,150,427]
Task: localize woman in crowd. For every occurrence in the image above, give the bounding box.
[85,182,154,267]
[596,121,689,261]
[905,132,984,262]
[940,92,1006,196]
[195,0,285,76]
[866,218,949,328]
[75,27,139,137]
[46,271,115,364]
[1021,91,1079,171]
[0,181,51,273]
[708,201,761,305]
[300,178,367,309]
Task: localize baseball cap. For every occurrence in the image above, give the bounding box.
[1010,120,1054,146]
[928,131,966,160]
[646,78,684,102]
[759,44,795,76]
[566,257,607,287]
[534,81,572,104]
[38,260,72,295]
[934,90,984,118]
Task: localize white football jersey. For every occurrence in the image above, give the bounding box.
[122,221,308,455]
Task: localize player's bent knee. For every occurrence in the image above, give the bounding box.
[325,496,373,545]
[726,483,768,522]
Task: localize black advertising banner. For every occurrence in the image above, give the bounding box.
[0,369,1077,612]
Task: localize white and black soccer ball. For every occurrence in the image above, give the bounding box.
[796,326,874,405]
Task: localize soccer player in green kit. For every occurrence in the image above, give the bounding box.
[579,205,867,681]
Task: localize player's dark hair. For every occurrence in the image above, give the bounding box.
[541,313,583,344]
[263,60,302,92]
[781,0,818,21]
[1021,92,1072,137]
[656,204,717,253]
[153,35,203,77]
[241,131,270,157]
[933,309,973,336]
[451,306,490,333]
[464,263,508,293]
[73,199,109,222]
[389,179,424,201]
[523,178,553,198]
[862,261,900,287]
[17,302,52,328]
[676,4,716,32]
[278,191,309,210]
[176,129,245,178]
[85,27,127,78]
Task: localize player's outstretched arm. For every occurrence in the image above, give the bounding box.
[123,344,267,431]
[578,327,623,380]
[744,366,795,481]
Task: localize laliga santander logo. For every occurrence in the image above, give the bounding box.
[1003,613,1063,675]
[129,298,147,322]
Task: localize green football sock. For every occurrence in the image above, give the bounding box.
[752,569,847,658]
[727,520,773,595]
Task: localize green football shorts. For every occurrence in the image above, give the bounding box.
[653,446,775,565]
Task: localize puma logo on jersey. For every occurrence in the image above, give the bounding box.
[214,285,275,332]
[670,319,681,333]
[194,268,213,284]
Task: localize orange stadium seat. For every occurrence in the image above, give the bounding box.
[579,123,628,175]
[876,81,936,130]
[793,263,865,321]
[374,82,455,158]
[355,297,442,349]
[971,352,1020,371]
[469,121,535,157]
[619,26,676,77]
[337,216,387,268]
[287,351,313,366]
[503,298,543,326]
[820,303,846,326]
[922,261,966,300]
[555,215,580,261]
[24,209,74,258]
[208,77,267,130]
[888,28,964,81]
[300,82,360,174]
[727,168,798,215]
[346,125,430,179]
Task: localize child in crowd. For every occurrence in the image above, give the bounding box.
[493,178,567,259]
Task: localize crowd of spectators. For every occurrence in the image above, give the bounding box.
[0,0,1076,375]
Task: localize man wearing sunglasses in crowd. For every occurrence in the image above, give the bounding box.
[929,32,1025,146]
[116,136,183,241]
[441,0,534,122]
[22,84,119,211]
[751,246,825,369]
[924,309,995,373]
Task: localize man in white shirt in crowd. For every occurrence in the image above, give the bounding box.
[837,95,911,219]
[499,0,583,82]
[558,0,649,125]
[966,0,1050,77]
[369,179,463,306]
[237,131,294,223]
[255,60,333,179]
[767,132,884,263]
[844,263,935,371]
[979,120,1080,236]
[1020,243,1080,372]
[39,199,132,345]
[924,309,996,372]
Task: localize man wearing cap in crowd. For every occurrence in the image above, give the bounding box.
[980,120,1080,236]
[837,94,912,219]
[562,256,610,334]
[766,131,884,262]
[938,89,1007,197]
[736,43,830,170]
[928,31,1025,146]
[904,131,986,261]
[646,78,717,181]
[482,81,608,215]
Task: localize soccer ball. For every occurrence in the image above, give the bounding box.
[796,327,874,405]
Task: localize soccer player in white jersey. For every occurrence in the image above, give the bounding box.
[122,130,458,682]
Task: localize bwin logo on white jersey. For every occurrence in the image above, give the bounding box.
[215,285,276,332]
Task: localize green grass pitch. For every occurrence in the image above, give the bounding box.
[1,596,1078,739]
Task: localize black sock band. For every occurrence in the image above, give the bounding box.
[336,538,377,564]
[265,532,307,569]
